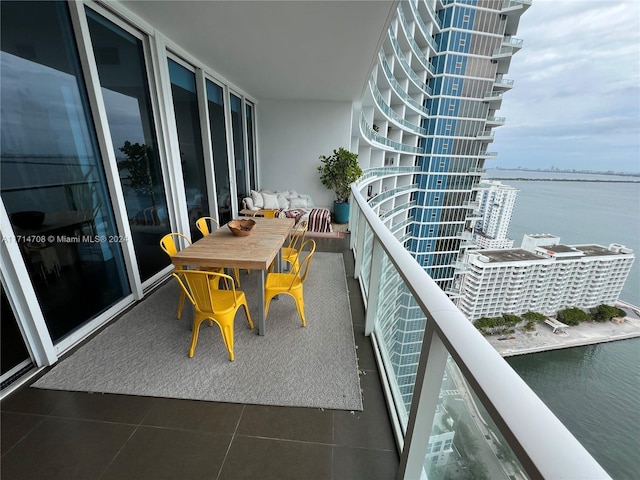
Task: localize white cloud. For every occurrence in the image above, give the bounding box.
[491,0,640,173]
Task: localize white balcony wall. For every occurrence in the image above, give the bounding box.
[257,100,353,208]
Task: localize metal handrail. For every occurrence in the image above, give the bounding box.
[350,184,610,479]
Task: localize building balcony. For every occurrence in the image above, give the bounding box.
[479,150,499,158]
[486,116,507,126]
[483,91,504,107]
[476,130,496,141]
[494,77,515,90]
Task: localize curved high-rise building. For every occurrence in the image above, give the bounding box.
[356,0,528,288]
[354,0,530,411]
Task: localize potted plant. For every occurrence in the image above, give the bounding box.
[317,147,363,224]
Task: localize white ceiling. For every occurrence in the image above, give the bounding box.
[121,0,397,102]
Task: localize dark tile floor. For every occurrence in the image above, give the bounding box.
[1,236,399,480]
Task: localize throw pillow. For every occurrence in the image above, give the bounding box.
[289,197,309,209]
[250,190,264,208]
[262,192,279,209]
[276,193,289,209]
[298,194,314,207]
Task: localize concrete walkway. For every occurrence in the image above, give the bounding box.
[486,301,640,357]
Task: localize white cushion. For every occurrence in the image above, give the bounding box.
[289,197,309,209]
[250,190,264,208]
[298,194,314,207]
[288,189,299,197]
[276,193,290,209]
[262,192,279,209]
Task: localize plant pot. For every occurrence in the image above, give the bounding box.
[333,201,350,224]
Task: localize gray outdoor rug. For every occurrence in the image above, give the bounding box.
[32,252,363,411]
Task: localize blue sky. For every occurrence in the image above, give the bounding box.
[489,0,640,174]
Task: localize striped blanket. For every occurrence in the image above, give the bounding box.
[308,208,332,233]
[282,208,332,233]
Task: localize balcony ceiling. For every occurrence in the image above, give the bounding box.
[121,0,397,102]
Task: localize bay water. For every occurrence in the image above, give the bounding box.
[485,169,640,479]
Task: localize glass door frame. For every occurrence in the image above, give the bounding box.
[77,1,184,292]
[0,203,56,394]
[200,72,229,225]
[164,53,220,230]
[228,89,257,214]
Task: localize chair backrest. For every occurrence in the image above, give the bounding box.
[172,269,237,314]
[291,239,316,284]
[160,232,191,257]
[286,220,308,250]
[195,216,220,237]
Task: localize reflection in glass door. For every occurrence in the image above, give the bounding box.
[230,93,247,209]
[86,9,171,282]
[246,102,257,192]
[206,80,232,224]
[168,59,209,239]
[1,282,32,387]
[0,1,130,343]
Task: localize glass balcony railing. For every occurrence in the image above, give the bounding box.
[487,116,506,125]
[348,186,611,479]
[368,183,418,207]
[503,37,524,48]
[493,46,515,58]
[380,201,416,221]
[397,4,436,76]
[361,166,421,182]
[369,79,428,135]
[411,0,441,33]
[484,91,504,101]
[389,26,433,97]
[479,151,498,157]
[379,52,430,116]
[494,78,515,88]
[360,113,423,154]
[502,0,533,11]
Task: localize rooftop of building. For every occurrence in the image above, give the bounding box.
[476,249,540,262]
[539,244,576,254]
[475,243,633,264]
[574,245,633,257]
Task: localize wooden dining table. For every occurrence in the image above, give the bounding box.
[170,217,295,335]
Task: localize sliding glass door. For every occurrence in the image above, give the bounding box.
[206,80,232,224]
[0,1,130,343]
[230,93,248,209]
[168,59,210,239]
[86,9,171,282]
[246,102,257,192]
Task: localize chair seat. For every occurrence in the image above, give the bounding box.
[265,272,303,291]
[208,289,249,313]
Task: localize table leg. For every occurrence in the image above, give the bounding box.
[258,269,266,336]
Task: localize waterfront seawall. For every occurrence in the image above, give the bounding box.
[486,301,640,357]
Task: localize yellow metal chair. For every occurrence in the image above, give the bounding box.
[280,220,308,273]
[172,269,253,360]
[264,239,316,327]
[195,216,243,286]
[160,232,226,319]
[160,233,193,319]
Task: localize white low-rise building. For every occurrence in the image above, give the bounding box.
[457,235,635,321]
[473,180,518,249]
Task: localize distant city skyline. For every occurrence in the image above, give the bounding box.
[490,0,640,174]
